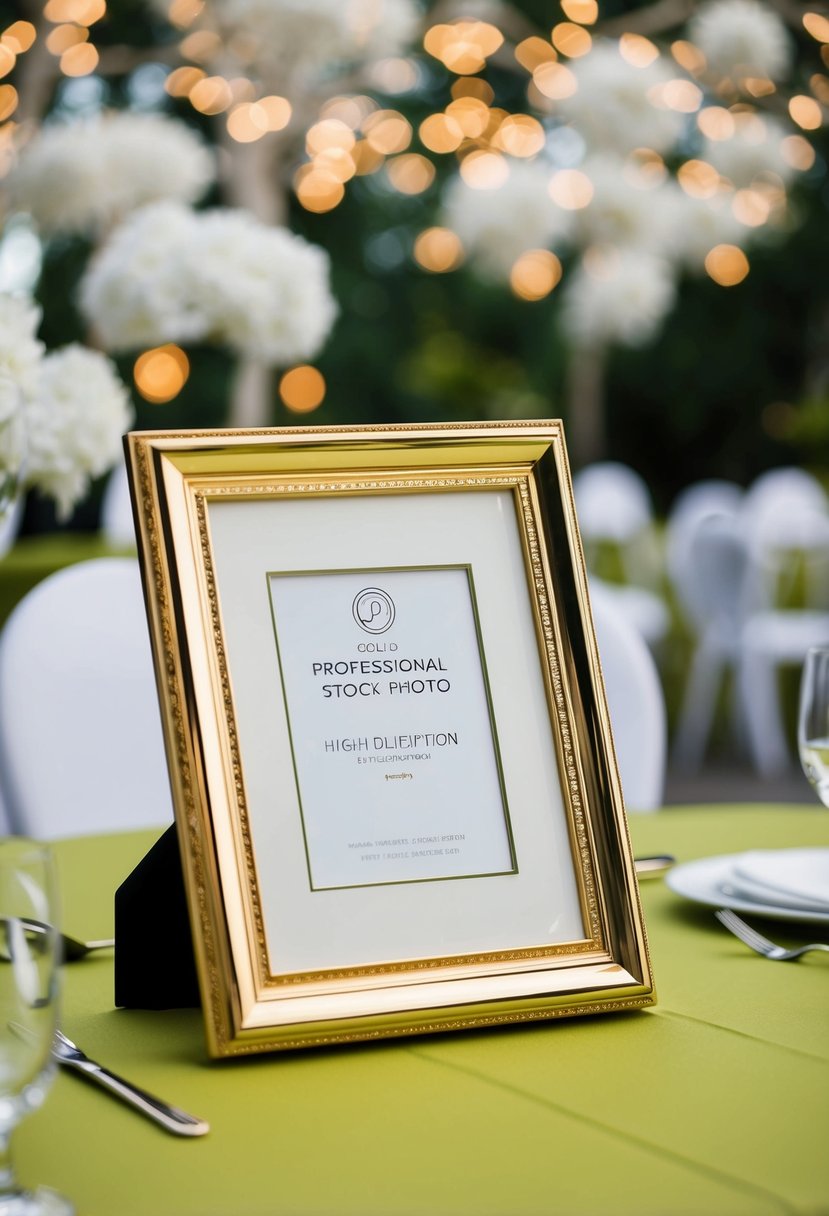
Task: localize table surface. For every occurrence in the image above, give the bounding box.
[15,805,829,1216]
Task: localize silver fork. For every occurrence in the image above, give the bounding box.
[715,909,829,962]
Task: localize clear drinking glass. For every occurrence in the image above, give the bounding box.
[0,839,73,1215]
[798,646,829,808]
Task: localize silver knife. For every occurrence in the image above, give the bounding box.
[634,854,675,879]
[52,1029,209,1136]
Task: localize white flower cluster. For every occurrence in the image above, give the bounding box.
[7,112,215,236]
[688,0,792,81]
[209,0,420,83]
[438,5,807,351]
[80,202,338,366]
[442,162,573,277]
[0,294,133,519]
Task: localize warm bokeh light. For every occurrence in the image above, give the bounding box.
[781,134,817,170]
[364,109,412,155]
[742,76,775,97]
[189,75,233,115]
[164,65,205,96]
[419,112,464,153]
[306,119,355,156]
[180,30,220,62]
[812,74,829,104]
[227,102,268,143]
[677,159,721,199]
[659,79,703,112]
[705,244,750,285]
[320,95,375,130]
[548,168,593,209]
[60,42,98,75]
[294,164,345,212]
[258,95,291,130]
[2,22,37,53]
[413,227,463,273]
[515,36,557,72]
[46,24,88,55]
[732,188,771,226]
[697,106,735,140]
[423,21,503,75]
[789,95,823,129]
[551,23,592,58]
[313,147,356,183]
[367,57,419,93]
[44,0,106,25]
[0,44,16,78]
[619,33,659,68]
[804,11,829,42]
[494,114,545,158]
[445,96,490,138]
[671,40,706,74]
[386,153,435,194]
[351,139,385,175]
[532,61,577,100]
[279,365,326,414]
[451,78,494,106]
[509,249,563,300]
[134,345,189,404]
[626,147,667,186]
[167,0,203,28]
[560,0,598,25]
[459,149,509,188]
[0,84,17,121]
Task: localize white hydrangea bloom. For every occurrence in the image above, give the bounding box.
[24,346,133,520]
[80,202,210,351]
[688,0,792,81]
[575,156,682,255]
[557,42,685,156]
[212,0,420,80]
[700,115,794,188]
[441,162,573,279]
[0,370,25,490]
[8,112,215,236]
[80,201,338,365]
[0,293,45,395]
[649,188,746,268]
[561,250,677,347]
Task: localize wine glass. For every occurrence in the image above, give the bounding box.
[798,645,829,807]
[0,839,73,1215]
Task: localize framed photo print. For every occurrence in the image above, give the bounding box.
[126,421,654,1057]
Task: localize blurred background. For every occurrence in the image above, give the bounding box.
[1,0,828,800]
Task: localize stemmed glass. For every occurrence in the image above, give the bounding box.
[798,646,829,808]
[0,839,73,1215]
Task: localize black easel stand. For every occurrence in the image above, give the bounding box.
[114,825,201,1009]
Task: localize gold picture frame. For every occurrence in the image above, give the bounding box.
[126,421,654,1058]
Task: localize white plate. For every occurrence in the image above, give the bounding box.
[665,853,829,925]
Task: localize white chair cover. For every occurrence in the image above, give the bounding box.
[671,515,753,770]
[0,557,173,838]
[100,462,136,548]
[665,479,744,631]
[573,462,659,587]
[590,586,667,812]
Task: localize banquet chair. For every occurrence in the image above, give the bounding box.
[671,514,752,770]
[665,479,744,616]
[573,461,660,588]
[0,557,174,838]
[590,586,667,811]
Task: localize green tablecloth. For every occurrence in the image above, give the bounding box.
[15,807,829,1215]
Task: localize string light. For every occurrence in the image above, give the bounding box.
[803,12,829,42]
[419,113,464,153]
[413,227,463,272]
[705,244,749,285]
[134,345,189,404]
[619,33,659,67]
[697,106,735,140]
[548,169,593,208]
[280,366,325,413]
[560,0,598,25]
[459,149,509,188]
[671,40,706,73]
[789,95,823,129]
[551,23,592,58]
[2,22,36,53]
[60,42,98,75]
[510,250,562,300]
[386,153,435,194]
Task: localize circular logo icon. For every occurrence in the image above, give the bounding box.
[352,587,395,634]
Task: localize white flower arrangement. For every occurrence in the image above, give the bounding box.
[79,201,338,366]
[688,0,792,81]
[557,42,685,156]
[441,162,573,278]
[561,251,677,348]
[7,112,215,237]
[210,0,420,82]
[0,293,133,520]
[700,115,794,188]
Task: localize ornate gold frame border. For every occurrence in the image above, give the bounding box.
[127,421,654,1057]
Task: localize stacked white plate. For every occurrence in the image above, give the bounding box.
[666,848,829,923]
